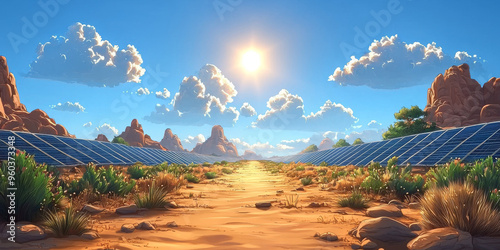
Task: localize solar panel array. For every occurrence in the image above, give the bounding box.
[0,129,237,166]
[272,121,500,166]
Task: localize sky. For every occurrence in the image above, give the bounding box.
[1,0,499,157]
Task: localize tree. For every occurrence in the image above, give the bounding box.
[112,136,130,146]
[301,144,318,154]
[352,138,364,145]
[382,105,439,140]
[333,139,350,148]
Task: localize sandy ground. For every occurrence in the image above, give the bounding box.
[1,161,421,250]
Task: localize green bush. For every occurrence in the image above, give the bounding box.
[127,164,147,179]
[301,176,313,186]
[338,192,369,209]
[202,162,212,167]
[221,168,233,174]
[205,172,217,179]
[43,207,90,237]
[319,161,328,167]
[331,169,346,179]
[467,157,500,209]
[296,166,305,171]
[221,160,228,165]
[68,164,135,196]
[385,165,424,199]
[184,173,200,183]
[0,151,64,222]
[111,136,129,146]
[134,182,169,209]
[360,176,384,194]
[426,160,469,188]
[213,161,221,165]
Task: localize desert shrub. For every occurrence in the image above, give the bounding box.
[331,169,346,179]
[111,136,129,146]
[68,164,135,196]
[0,151,64,222]
[202,162,212,167]
[213,161,221,165]
[319,161,328,167]
[338,192,369,209]
[221,168,233,174]
[285,194,299,208]
[467,157,500,209]
[301,176,313,186]
[184,173,200,183]
[43,207,90,237]
[426,160,469,188]
[134,182,169,209]
[420,182,500,236]
[137,172,184,193]
[296,166,305,171]
[221,160,228,165]
[385,165,424,199]
[127,164,147,179]
[360,176,384,194]
[205,172,217,179]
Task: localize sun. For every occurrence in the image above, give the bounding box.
[242,50,261,72]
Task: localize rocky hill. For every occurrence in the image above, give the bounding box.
[242,150,263,160]
[0,56,73,137]
[95,134,109,142]
[118,119,165,150]
[425,64,500,127]
[318,138,334,150]
[159,128,184,151]
[192,125,238,157]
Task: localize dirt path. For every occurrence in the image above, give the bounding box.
[4,161,420,249]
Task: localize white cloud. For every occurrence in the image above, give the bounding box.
[368,120,383,129]
[145,64,239,126]
[230,138,275,156]
[51,101,85,113]
[83,122,92,127]
[253,89,357,131]
[29,22,145,87]
[344,129,385,144]
[329,35,484,89]
[93,123,119,139]
[276,144,294,150]
[183,134,206,150]
[137,87,150,96]
[240,102,257,117]
[155,88,171,99]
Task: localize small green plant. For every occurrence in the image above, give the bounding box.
[68,164,135,196]
[202,162,212,167]
[221,168,233,174]
[338,192,369,209]
[127,164,147,179]
[213,161,221,165]
[221,160,228,165]
[301,176,313,186]
[111,136,129,146]
[134,182,169,209]
[360,176,384,194]
[296,166,305,171]
[205,172,217,179]
[43,207,90,237]
[319,161,328,167]
[285,194,299,208]
[184,173,200,183]
[0,151,64,222]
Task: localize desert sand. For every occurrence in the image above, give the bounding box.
[1,161,421,249]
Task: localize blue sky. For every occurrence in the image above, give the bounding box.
[1,0,499,157]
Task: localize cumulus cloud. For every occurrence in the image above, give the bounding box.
[145,64,239,126]
[93,123,119,139]
[253,89,357,131]
[29,22,145,87]
[83,122,92,127]
[276,144,294,150]
[329,35,484,89]
[183,134,206,150]
[344,129,385,144]
[155,88,170,99]
[368,120,383,129]
[51,101,85,113]
[240,103,256,117]
[137,87,150,96]
[230,138,275,154]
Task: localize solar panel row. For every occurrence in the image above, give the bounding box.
[272,121,500,166]
[0,130,237,166]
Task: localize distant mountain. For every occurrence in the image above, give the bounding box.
[95,134,109,142]
[118,119,165,150]
[160,128,184,151]
[192,125,238,157]
[300,144,318,154]
[242,150,263,160]
[318,138,334,150]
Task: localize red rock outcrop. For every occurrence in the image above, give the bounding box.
[159,128,184,151]
[318,138,334,150]
[0,56,73,137]
[425,64,500,127]
[95,134,109,142]
[192,125,238,157]
[118,119,166,150]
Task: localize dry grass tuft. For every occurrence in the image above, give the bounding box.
[420,182,500,236]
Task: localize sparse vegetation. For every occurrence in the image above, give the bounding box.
[222,168,233,174]
[295,166,305,171]
[284,194,299,208]
[184,173,200,183]
[333,139,350,148]
[301,144,318,153]
[352,138,364,145]
[43,207,90,237]
[134,182,169,209]
[383,105,439,140]
[205,172,217,179]
[300,176,313,186]
[338,192,369,209]
[111,136,129,146]
[127,164,147,179]
[68,164,135,196]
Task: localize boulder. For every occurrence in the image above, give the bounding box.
[407,227,472,250]
[255,202,272,208]
[82,204,105,214]
[425,64,500,127]
[159,128,184,151]
[81,231,100,240]
[356,217,417,242]
[3,223,47,243]
[116,204,139,215]
[136,221,155,230]
[166,221,178,228]
[192,125,238,157]
[314,232,338,242]
[95,134,109,142]
[121,224,135,233]
[409,223,422,231]
[0,56,73,137]
[360,238,378,249]
[118,119,166,150]
[366,204,403,218]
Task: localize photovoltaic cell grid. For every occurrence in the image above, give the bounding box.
[0,130,236,166]
[272,121,500,166]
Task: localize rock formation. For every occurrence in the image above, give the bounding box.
[318,138,334,150]
[95,134,109,142]
[0,56,73,137]
[159,128,184,151]
[192,125,238,157]
[118,119,166,150]
[425,64,500,127]
[242,150,263,160]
